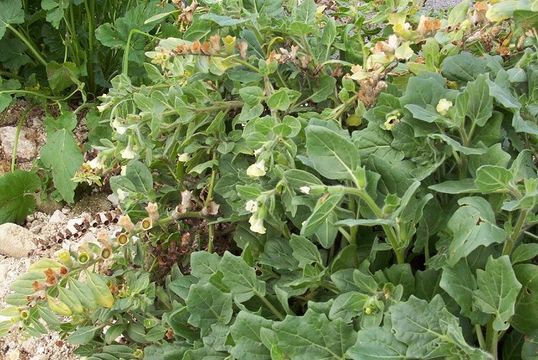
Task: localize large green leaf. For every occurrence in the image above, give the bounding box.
[186,282,233,330]
[440,260,488,324]
[464,74,493,127]
[474,165,513,193]
[441,52,487,82]
[446,197,506,266]
[219,252,265,303]
[346,326,407,360]
[40,126,83,203]
[473,256,522,331]
[0,170,41,224]
[0,0,24,40]
[391,295,486,358]
[301,193,343,237]
[272,310,356,359]
[290,234,322,267]
[230,311,273,360]
[512,264,538,335]
[305,125,359,181]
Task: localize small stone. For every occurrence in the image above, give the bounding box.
[6,349,20,360]
[49,210,66,224]
[61,208,69,214]
[0,126,38,162]
[0,223,38,258]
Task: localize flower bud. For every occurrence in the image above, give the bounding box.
[118,215,135,233]
[145,202,159,222]
[56,250,73,268]
[223,35,236,54]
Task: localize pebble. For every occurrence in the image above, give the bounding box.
[49,210,66,224]
[0,127,38,162]
[0,223,38,258]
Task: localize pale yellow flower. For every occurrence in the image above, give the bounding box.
[246,160,266,178]
[248,214,266,234]
[436,98,453,116]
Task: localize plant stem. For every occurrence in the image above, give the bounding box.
[256,292,284,320]
[475,324,486,350]
[341,186,404,263]
[485,320,498,360]
[205,152,218,253]
[502,209,528,256]
[10,106,33,172]
[84,0,96,94]
[6,24,47,66]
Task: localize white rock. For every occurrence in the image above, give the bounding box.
[49,210,66,224]
[0,126,38,162]
[0,223,38,258]
[6,349,20,360]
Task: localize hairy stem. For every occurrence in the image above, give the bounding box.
[502,209,528,256]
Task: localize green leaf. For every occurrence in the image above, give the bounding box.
[40,128,83,203]
[191,251,221,280]
[391,295,485,358]
[346,326,407,360]
[272,310,356,359]
[95,2,172,49]
[290,234,322,267]
[310,75,336,103]
[199,13,248,26]
[464,74,493,127]
[429,179,478,194]
[446,196,506,266]
[230,311,273,360]
[475,165,513,193]
[67,326,100,345]
[239,86,265,106]
[404,104,442,123]
[329,292,369,323]
[85,272,114,308]
[473,256,522,331]
[400,73,446,107]
[219,252,265,302]
[267,88,300,111]
[512,244,538,265]
[440,260,488,324]
[125,160,153,193]
[41,0,69,29]
[441,52,487,82]
[429,133,487,155]
[305,125,359,181]
[301,193,343,237]
[0,170,41,224]
[284,169,323,190]
[186,282,233,330]
[46,61,81,94]
[0,0,24,40]
[512,264,538,335]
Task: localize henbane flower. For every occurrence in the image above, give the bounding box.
[436,98,453,116]
[246,159,266,178]
[248,214,266,234]
[245,200,258,213]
